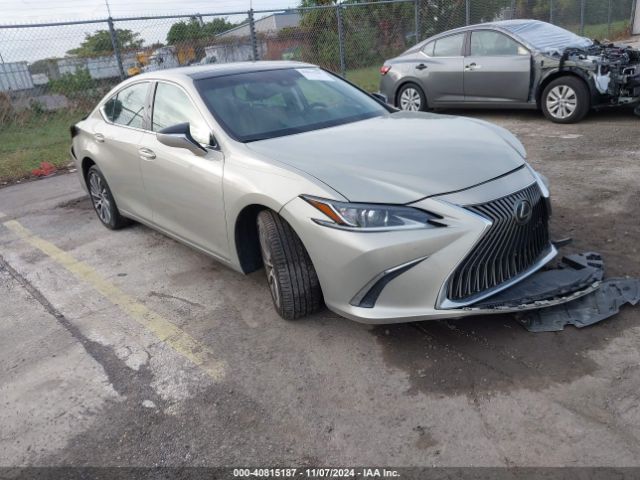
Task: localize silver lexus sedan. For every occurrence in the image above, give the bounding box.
[71,61,587,324]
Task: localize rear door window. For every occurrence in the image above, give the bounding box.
[105,82,148,129]
[432,34,465,57]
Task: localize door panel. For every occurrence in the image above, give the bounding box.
[92,123,149,218]
[464,55,531,102]
[141,81,228,258]
[464,30,531,103]
[92,82,151,219]
[138,134,228,258]
[417,57,465,103]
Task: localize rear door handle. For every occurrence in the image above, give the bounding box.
[138,147,156,160]
[94,133,105,143]
[416,63,428,70]
[465,62,480,70]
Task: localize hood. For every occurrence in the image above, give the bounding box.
[247,112,527,204]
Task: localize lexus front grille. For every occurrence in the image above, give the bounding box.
[447,183,550,302]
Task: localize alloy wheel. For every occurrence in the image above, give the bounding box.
[88,171,112,225]
[258,224,281,308]
[399,87,422,111]
[546,85,578,120]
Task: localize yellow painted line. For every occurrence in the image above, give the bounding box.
[3,219,226,381]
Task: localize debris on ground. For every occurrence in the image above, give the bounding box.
[518,278,640,332]
[31,162,57,177]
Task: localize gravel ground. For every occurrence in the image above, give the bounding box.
[0,106,639,469]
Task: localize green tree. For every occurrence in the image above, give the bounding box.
[166,17,237,44]
[67,29,143,57]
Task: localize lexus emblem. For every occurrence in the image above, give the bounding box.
[513,199,533,225]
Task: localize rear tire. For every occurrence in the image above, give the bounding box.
[541,76,590,124]
[256,210,323,320]
[397,83,427,112]
[86,165,130,230]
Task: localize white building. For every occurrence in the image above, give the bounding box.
[216,11,300,39]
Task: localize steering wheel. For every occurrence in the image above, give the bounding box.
[307,101,328,111]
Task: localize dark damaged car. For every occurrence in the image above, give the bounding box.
[379,19,640,123]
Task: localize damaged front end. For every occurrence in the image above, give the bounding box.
[464,251,640,332]
[555,41,640,108]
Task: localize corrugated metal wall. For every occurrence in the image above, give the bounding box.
[0,62,34,92]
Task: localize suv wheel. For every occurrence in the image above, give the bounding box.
[397,83,426,112]
[541,77,590,124]
[87,165,130,230]
[257,210,323,320]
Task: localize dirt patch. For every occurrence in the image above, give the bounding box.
[373,307,637,397]
[56,195,91,211]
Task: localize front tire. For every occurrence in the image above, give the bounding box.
[257,210,323,320]
[541,77,590,124]
[397,83,427,112]
[87,165,130,230]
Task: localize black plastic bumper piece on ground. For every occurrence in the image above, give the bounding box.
[518,278,640,332]
[473,252,604,309]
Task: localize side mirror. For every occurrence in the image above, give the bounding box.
[157,123,208,157]
[370,92,388,104]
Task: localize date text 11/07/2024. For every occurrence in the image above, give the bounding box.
[232,468,401,478]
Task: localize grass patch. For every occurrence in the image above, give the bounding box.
[584,20,630,40]
[562,20,631,40]
[0,111,84,184]
[346,66,381,93]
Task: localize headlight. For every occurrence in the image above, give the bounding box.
[301,195,443,231]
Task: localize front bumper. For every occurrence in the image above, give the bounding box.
[280,167,583,324]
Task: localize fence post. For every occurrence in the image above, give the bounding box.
[248,9,259,61]
[108,17,125,80]
[580,0,585,35]
[466,0,470,25]
[336,4,346,78]
[549,0,554,24]
[414,0,420,44]
[510,0,516,19]
[607,0,612,38]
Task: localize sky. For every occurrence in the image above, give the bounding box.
[0,0,300,63]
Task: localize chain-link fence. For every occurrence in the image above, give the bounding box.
[0,0,636,181]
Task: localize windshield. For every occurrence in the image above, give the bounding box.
[195,68,388,142]
[501,21,592,52]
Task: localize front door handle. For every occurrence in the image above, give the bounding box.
[465,62,480,70]
[138,147,156,160]
[94,133,105,143]
[416,63,428,70]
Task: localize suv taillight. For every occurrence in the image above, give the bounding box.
[380,65,391,75]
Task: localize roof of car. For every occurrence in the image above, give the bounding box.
[427,19,546,38]
[135,61,316,81]
[404,19,551,53]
